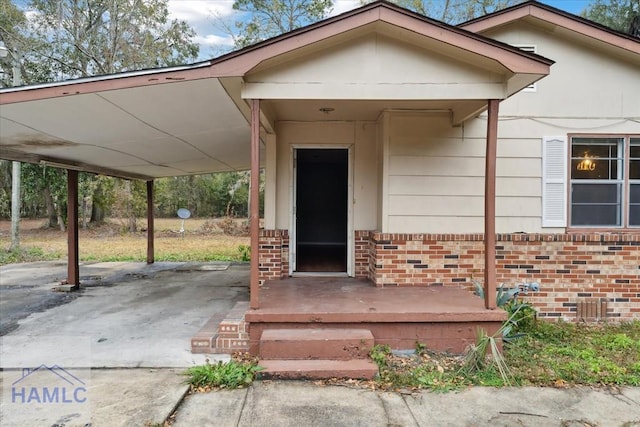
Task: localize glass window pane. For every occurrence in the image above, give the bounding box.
[571,183,621,226]
[572,205,620,226]
[631,184,640,226]
[571,138,622,180]
[631,139,640,180]
[631,160,640,180]
[631,184,640,202]
[572,183,619,204]
[630,206,640,226]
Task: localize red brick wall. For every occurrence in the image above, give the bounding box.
[258,229,289,285]
[257,230,640,321]
[355,230,371,279]
[369,232,640,321]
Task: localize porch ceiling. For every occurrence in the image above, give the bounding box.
[0,77,255,180]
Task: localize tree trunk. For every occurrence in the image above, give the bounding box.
[90,182,106,223]
[125,180,136,232]
[82,196,91,229]
[56,199,66,232]
[44,187,57,228]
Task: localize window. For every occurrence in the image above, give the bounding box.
[631,138,640,226]
[569,136,639,228]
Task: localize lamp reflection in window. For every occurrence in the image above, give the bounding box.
[577,153,597,171]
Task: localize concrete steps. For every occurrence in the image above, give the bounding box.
[259,359,378,380]
[191,301,250,354]
[258,328,378,380]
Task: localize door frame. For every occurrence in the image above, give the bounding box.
[289,144,354,277]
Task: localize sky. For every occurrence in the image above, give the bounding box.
[167,0,593,60]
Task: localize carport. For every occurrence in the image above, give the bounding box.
[0,67,259,288]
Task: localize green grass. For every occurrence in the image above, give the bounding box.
[370,344,471,392]
[0,218,250,266]
[184,360,262,390]
[370,321,640,391]
[506,321,640,386]
[0,246,62,265]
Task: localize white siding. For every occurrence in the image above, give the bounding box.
[384,113,542,233]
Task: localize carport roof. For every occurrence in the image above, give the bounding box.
[0,0,552,180]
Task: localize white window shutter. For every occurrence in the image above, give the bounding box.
[542,136,567,227]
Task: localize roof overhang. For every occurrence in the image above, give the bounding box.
[461,1,640,59]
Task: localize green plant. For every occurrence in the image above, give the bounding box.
[0,246,62,265]
[184,360,261,389]
[237,244,250,262]
[461,303,535,385]
[472,281,521,306]
[462,326,512,385]
[370,344,391,369]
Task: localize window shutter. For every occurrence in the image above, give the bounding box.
[542,136,567,227]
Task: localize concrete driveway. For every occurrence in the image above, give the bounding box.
[0,261,249,368]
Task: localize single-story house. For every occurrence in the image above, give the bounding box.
[1,1,638,375]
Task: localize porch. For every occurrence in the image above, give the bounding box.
[247,277,505,353]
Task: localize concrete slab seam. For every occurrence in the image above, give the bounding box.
[401,393,421,426]
[160,384,191,425]
[236,387,250,427]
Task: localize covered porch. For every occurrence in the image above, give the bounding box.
[247,276,506,354]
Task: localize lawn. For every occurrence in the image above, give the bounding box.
[366,319,640,391]
[0,217,250,265]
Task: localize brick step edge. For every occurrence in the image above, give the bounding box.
[258,359,378,380]
[259,328,374,360]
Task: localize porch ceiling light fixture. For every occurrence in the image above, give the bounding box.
[319,107,335,114]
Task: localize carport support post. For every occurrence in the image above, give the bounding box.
[250,99,260,309]
[67,169,80,287]
[146,180,154,264]
[484,99,499,310]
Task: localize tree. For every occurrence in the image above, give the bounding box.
[363,0,520,24]
[227,0,334,48]
[583,0,640,36]
[11,0,200,230]
[27,0,199,80]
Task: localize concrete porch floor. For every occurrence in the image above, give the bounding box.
[246,277,507,354]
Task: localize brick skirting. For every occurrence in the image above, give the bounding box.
[368,231,639,321]
[258,229,640,321]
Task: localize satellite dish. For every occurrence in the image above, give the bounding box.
[177,208,191,219]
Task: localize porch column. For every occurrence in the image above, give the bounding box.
[250,99,260,309]
[67,169,80,287]
[484,99,499,310]
[146,180,154,264]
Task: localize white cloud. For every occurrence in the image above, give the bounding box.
[169,0,363,60]
[194,33,235,47]
[167,0,235,22]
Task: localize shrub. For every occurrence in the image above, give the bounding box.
[184,360,261,390]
